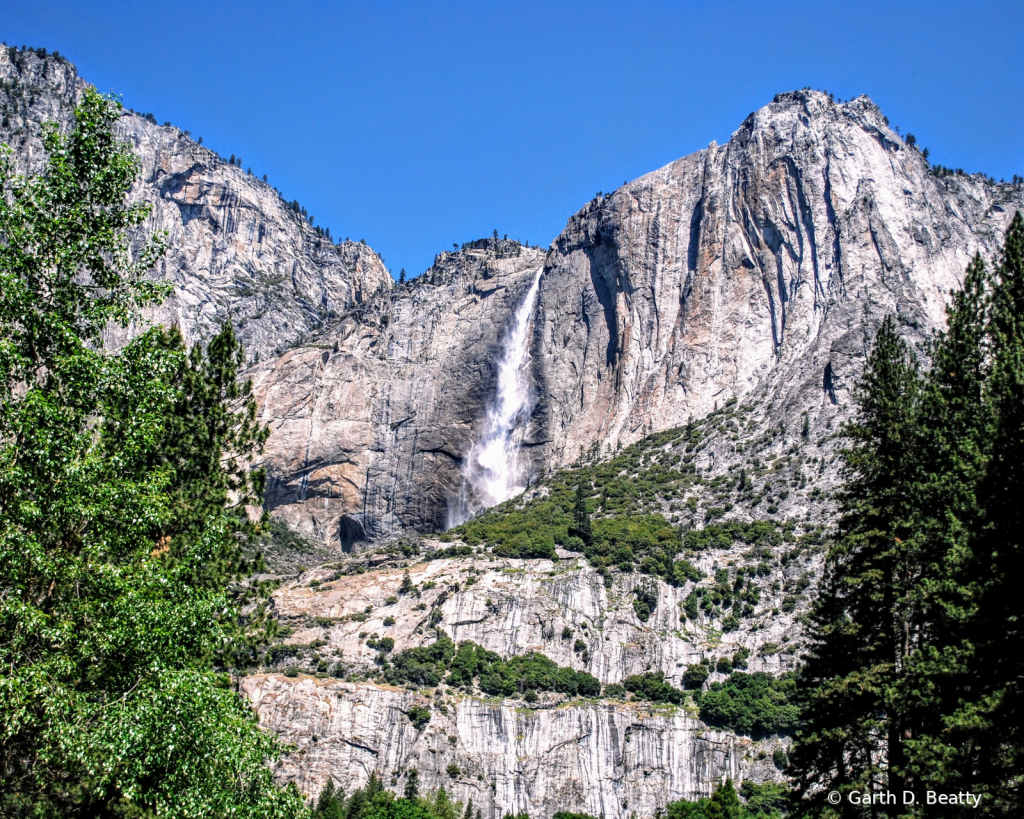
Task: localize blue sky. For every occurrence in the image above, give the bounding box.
[4,1,1021,279]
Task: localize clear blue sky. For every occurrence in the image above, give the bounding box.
[3,1,1022,279]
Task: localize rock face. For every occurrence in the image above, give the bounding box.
[252,89,1023,548]
[243,675,780,819]
[252,240,547,550]
[245,548,797,817]
[0,46,393,364]
[269,551,801,685]
[4,49,1022,547]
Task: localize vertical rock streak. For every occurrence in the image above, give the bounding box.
[452,269,544,524]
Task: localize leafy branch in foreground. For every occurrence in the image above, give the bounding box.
[0,89,304,817]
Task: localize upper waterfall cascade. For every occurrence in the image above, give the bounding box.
[450,269,543,525]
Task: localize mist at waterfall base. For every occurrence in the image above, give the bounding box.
[448,271,543,527]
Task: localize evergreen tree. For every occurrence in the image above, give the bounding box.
[405,768,421,799]
[790,215,1024,816]
[705,779,743,819]
[432,785,458,819]
[898,252,994,799]
[789,316,923,813]
[315,779,344,819]
[570,481,593,548]
[963,213,1024,811]
[664,780,745,819]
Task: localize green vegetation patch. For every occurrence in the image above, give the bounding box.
[695,671,798,737]
[666,779,788,819]
[383,633,600,698]
[684,520,782,551]
[450,415,796,584]
[622,671,686,704]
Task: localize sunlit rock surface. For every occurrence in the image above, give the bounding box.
[0,47,393,364]
[249,90,1024,548]
[244,675,784,819]
[246,544,799,817]
[270,553,801,684]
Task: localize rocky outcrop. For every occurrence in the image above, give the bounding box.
[244,544,800,817]
[251,240,547,550]
[268,549,803,685]
[0,46,393,364]
[244,675,782,819]
[251,90,1023,547]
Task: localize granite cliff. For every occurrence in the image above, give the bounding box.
[4,44,1023,817]
[250,89,1023,551]
[6,47,1020,550]
[0,46,393,364]
[243,538,797,814]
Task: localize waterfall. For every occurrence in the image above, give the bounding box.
[449,269,543,526]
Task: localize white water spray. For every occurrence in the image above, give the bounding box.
[450,269,543,525]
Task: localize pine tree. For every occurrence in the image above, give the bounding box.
[898,216,1024,811]
[966,212,1024,811]
[404,768,420,799]
[790,215,1024,815]
[705,779,742,819]
[315,778,344,819]
[898,252,993,797]
[570,481,593,548]
[789,316,923,812]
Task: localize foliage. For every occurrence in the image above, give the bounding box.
[739,782,788,819]
[787,314,924,808]
[569,481,593,548]
[683,520,781,552]
[407,706,431,730]
[622,671,686,704]
[384,633,600,699]
[695,672,799,737]
[452,430,706,581]
[683,664,710,690]
[314,774,464,819]
[384,633,457,687]
[632,585,659,622]
[451,426,789,585]
[478,652,600,698]
[0,90,303,816]
[665,779,750,819]
[790,215,1024,817]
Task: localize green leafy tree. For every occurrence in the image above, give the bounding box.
[0,89,305,816]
